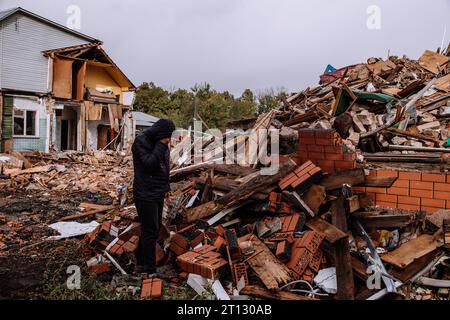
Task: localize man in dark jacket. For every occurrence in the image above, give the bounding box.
[132,119,175,274]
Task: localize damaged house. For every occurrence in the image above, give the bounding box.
[0,7,136,153]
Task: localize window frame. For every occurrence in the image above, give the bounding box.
[13,107,39,138]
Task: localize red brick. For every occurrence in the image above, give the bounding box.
[316,138,335,146]
[433,191,450,200]
[398,196,420,205]
[422,173,446,183]
[291,173,311,188]
[366,187,387,194]
[397,203,420,211]
[324,145,343,154]
[297,144,308,152]
[279,173,298,190]
[300,138,316,145]
[141,278,163,299]
[315,130,336,139]
[410,181,433,190]
[368,170,377,177]
[377,170,398,178]
[295,163,315,178]
[352,186,366,192]
[295,160,314,171]
[366,192,376,201]
[376,201,397,208]
[447,200,450,209]
[87,263,110,274]
[434,183,450,192]
[334,161,355,170]
[447,174,450,183]
[307,145,324,153]
[343,152,356,161]
[387,187,409,196]
[309,166,322,176]
[411,189,433,198]
[317,160,334,169]
[326,153,344,161]
[421,206,441,213]
[421,198,445,208]
[298,130,315,139]
[376,194,397,203]
[319,164,335,173]
[308,152,325,160]
[392,179,409,188]
[398,172,421,181]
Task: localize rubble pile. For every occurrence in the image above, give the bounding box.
[0,150,133,199]
[2,46,450,300]
[76,152,450,300]
[277,47,450,163]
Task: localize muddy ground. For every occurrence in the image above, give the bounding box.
[0,190,110,299]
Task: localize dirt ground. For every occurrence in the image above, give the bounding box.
[0,190,109,299]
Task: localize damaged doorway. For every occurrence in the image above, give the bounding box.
[57,106,78,151]
[97,125,116,150]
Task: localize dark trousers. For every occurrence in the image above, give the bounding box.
[135,199,164,273]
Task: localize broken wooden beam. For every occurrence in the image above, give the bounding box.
[388,145,450,153]
[319,169,365,191]
[240,285,317,300]
[354,212,415,229]
[60,205,117,221]
[331,196,355,300]
[305,217,347,244]
[381,234,441,269]
[186,160,297,222]
[239,235,293,290]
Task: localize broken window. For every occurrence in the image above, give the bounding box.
[13,108,37,137]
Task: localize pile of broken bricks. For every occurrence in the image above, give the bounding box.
[3,46,450,300]
[77,154,450,300]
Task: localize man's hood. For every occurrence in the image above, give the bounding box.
[143,119,176,141]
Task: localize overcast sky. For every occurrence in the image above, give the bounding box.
[1,0,449,96]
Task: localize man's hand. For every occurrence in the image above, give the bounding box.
[159,138,170,145]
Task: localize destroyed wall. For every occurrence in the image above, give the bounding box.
[87,109,111,151]
[293,128,450,213]
[85,65,124,104]
[354,170,450,213]
[294,129,357,173]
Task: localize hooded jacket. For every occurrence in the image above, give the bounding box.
[132,119,175,201]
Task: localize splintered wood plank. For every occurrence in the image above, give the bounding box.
[331,197,354,300]
[8,165,51,177]
[302,184,326,214]
[381,234,441,269]
[241,236,293,290]
[186,160,296,222]
[319,168,365,190]
[240,285,317,300]
[355,213,415,229]
[305,217,347,244]
[418,50,450,74]
[362,176,397,188]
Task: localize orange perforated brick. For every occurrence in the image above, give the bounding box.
[141,278,163,299]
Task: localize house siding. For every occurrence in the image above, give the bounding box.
[9,95,47,152]
[13,118,46,151]
[0,12,90,93]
